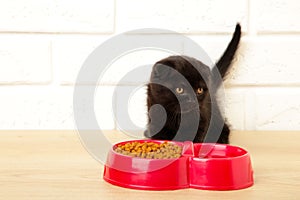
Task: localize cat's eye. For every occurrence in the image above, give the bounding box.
[175,87,184,94]
[197,88,204,94]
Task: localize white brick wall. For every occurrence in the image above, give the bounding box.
[116,0,248,33]
[0,0,114,33]
[0,87,74,129]
[52,35,109,84]
[0,34,51,84]
[257,0,300,33]
[0,0,299,131]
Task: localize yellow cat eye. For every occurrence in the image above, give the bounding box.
[175,87,184,94]
[197,88,204,94]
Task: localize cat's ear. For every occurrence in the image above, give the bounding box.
[151,63,171,80]
[213,23,241,79]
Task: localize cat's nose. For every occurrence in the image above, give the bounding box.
[190,94,198,101]
[181,94,197,103]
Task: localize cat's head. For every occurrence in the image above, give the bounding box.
[148,55,211,114]
[147,24,241,115]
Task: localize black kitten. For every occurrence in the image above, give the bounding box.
[144,24,241,143]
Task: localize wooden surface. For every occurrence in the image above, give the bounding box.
[0,130,299,200]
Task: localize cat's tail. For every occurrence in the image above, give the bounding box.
[214,23,241,78]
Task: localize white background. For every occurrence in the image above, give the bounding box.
[0,0,299,131]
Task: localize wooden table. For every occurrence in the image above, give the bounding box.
[0,130,299,200]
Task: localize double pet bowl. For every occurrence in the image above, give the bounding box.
[103,140,254,190]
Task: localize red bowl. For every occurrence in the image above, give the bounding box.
[103,140,253,190]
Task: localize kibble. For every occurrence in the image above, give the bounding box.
[114,141,182,159]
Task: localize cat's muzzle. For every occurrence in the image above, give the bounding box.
[179,102,199,113]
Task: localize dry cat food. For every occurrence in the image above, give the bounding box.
[114,141,182,159]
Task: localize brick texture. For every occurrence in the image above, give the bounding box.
[0,1,299,131]
[0,0,114,33]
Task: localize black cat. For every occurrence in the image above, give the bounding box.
[144,24,241,143]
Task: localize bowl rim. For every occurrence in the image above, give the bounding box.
[111,139,250,161]
[192,143,250,161]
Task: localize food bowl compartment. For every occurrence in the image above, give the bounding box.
[189,143,254,190]
[103,140,190,190]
